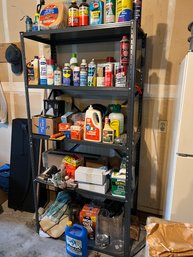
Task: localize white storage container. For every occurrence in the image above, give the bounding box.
[75,166,107,185]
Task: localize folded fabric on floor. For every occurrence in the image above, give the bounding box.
[41,191,70,223]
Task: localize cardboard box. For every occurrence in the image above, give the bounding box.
[79,204,100,239]
[111,171,126,198]
[75,166,107,185]
[32,115,61,136]
[78,180,109,194]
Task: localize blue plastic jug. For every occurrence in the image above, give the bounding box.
[65,223,88,257]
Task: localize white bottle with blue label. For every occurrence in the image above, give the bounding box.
[39,55,47,85]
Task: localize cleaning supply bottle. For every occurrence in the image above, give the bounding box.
[88,59,96,86]
[68,0,79,27]
[39,55,47,85]
[103,116,114,144]
[73,66,80,86]
[84,105,102,142]
[46,59,55,86]
[108,104,124,134]
[65,222,88,257]
[79,0,89,26]
[70,53,78,71]
[120,35,129,66]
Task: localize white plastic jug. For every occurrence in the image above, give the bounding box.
[84,105,102,142]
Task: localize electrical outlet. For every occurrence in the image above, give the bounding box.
[158,120,167,133]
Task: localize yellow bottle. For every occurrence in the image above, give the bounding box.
[103,116,114,144]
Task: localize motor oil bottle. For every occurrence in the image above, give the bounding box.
[39,55,47,85]
[106,0,116,23]
[84,105,102,142]
[116,0,133,22]
[65,222,88,257]
[63,63,72,86]
[79,0,89,26]
[88,59,96,86]
[120,35,129,66]
[104,56,115,87]
[68,0,79,27]
[103,116,114,143]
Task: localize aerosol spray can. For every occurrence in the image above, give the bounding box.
[133,0,142,26]
[80,66,87,86]
[120,35,129,66]
[73,66,80,86]
[88,59,97,86]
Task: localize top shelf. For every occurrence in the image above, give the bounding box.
[20,21,145,45]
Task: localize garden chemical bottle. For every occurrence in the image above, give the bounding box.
[84,105,102,142]
[108,104,124,134]
[63,63,72,86]
[68,0,79,27]
[116,0,133,22]
[65,222,88,257]
[106,0,115,23]
[103,116,114,144]
[80,66,87,86]
[120,35,129,66]
[88,59,96,86]
[70,53,78,71]
[79,0,89,26]
[39,55,47,85]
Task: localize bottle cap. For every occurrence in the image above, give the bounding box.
[106,56,115,62]
[47,59,54,65]
[81,59,87,64]
[64,63,70,66]
[74,66,80,71]
[66,221,73,226]
[34,56,39,59]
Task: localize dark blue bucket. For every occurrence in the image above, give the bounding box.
[0,164,10,192]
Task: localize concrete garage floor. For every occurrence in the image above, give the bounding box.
[0,191,145,257]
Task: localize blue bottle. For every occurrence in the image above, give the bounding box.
[65,223,88,257]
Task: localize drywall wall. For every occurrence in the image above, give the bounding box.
[0,0,192,213]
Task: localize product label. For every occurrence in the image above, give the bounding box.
[106,0,115,23]
[66,236,82,256]
[73,70,80,86]
[47,66,54,85]
[68,7,79,26]
[80,71,87,86]
[88,66,96,86]
[85,117,100,141]
[116,0,132,22]
[38,118,47,135]
[104,63,114,87]
[79,6,89,25]
[120,41,129,65]
[54,71,62,86]
[40,5,59,26]
[63,68,72,86]
[103,130,114,143]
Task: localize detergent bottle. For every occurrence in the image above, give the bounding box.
[84,105,102,142]
[65,221,88,257]
[108,104,124,134]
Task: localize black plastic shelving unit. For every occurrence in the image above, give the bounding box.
[20,20,146,257]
